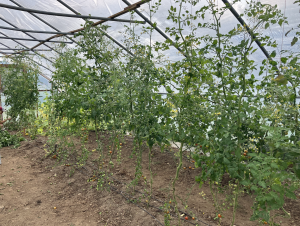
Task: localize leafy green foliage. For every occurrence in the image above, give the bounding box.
[0,130,24,148]
[13,0,298,225]
[0,54,40,129]
[285,0,300,46]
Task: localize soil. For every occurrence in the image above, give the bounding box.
[0,131,299,226]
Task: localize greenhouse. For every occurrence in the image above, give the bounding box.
[0,0,299,225]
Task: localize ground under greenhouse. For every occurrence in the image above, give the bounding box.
[0,131,299,226]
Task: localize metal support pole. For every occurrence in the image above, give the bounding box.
[7,0,150,55]
[0,36,73,43]
[0,25,76,35]
[57,0,134,56]
[0,48,52,51]
[0,3,145,23]
[122,0,184,55]
[0,42,54,73]
[0,53,36,55]
[0,70,2,123]
[0,32,55,64]
[8,0,80,52]
[0,17,60,55]
[221,0,275,64]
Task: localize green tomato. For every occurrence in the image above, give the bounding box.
[273,178,281,185]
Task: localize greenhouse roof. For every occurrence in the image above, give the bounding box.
[0,0,299,90]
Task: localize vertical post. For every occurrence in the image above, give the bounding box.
[36,78,39,118]
[0,71,1,165]
[0,71,2,122]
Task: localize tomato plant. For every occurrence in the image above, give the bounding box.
[0,130,24,148]
[4,1,297,225]
[1,53,40,130]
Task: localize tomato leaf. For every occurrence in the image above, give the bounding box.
[291,37,298,46]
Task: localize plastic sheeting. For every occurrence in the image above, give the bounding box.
[0,0,298,90]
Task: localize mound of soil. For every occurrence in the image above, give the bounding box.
[0,131,299,226]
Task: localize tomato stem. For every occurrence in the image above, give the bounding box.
[172,142,184,225]
[231,180,239,226]
[148,145,153,201]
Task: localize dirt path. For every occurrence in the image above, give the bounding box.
[0,137,163,226]
[0,133,299,226]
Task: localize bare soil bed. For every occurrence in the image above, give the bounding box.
[0,131,299,226]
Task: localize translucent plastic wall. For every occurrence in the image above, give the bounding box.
[0,0,298,90]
